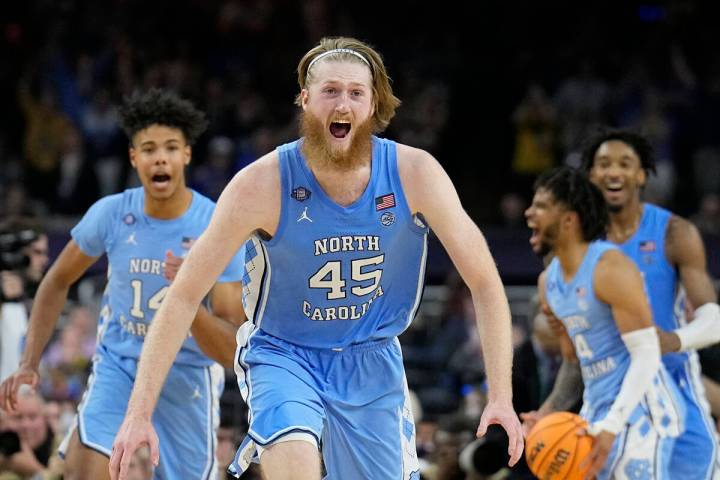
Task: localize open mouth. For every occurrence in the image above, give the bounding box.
[151,173,171,187]
[604,184,624,201]
[329,121,351,139]
[529,228,540,247]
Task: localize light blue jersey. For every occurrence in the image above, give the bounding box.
[231,137,426,479]
[241,136,429,348]
[71,187,243,367]
[546,241,683,479]
[617,203,719,480]
[61,187,242,478]
[619,204,687,371]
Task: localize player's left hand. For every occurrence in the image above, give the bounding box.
[164,250,183,283]
[580,429,615,480]
[476,400,524,467]
[109,415,159,480]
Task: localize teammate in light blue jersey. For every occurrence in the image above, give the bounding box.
[110,37,524,480]
[0,89,245,480]
[525,167,683,479]
[583,128,720,479]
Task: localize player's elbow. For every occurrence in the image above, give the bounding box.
[623,327,661,368]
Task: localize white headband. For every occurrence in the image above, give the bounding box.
[306,48,371,78]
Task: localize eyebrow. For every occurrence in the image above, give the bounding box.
[320,80,370,88]
[138,138,182,147]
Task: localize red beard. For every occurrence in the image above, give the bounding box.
[300,111,373,172]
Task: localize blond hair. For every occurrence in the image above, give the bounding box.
[296,37,401,133]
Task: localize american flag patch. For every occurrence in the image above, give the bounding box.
[639,240,655,252]
[182,236,195,249]
[375,193,396,211]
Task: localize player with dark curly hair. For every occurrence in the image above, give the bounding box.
[583,127,720,479]
[525,166,683,479]
[0,89,246,479]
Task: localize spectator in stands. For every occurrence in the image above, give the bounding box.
[0,387,62,479]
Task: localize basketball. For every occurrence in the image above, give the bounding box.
[525,412,593,479]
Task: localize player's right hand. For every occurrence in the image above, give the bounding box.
[0,363,39,413]
[519,410,545,437]
[580,429,615,480]
[541,304,566,336]
[109,415,159,480]
[163,250,183,283]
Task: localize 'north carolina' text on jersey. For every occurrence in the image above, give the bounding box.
[71,188,244,367]
[545,241,682,435]
[241,136,429,348]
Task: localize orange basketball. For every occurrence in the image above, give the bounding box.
[525,412,593,480]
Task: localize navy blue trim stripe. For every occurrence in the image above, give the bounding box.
[605,427,628,476]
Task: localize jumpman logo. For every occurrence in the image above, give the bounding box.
[297,207,313,223]
[126,232,138,245]
[191,386,202,400]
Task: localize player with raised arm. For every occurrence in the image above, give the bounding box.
[0,89,245,480]
[525,166,683,479]
[109,37,523,480]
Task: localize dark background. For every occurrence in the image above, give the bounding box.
[2,0,720,282]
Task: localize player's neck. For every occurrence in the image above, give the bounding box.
[309,158,372,207]
[555,239,589,283]
[143,187,193,220]
[607,200,644,244]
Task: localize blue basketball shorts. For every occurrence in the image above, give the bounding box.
[667,355,720,480]
[597,413,676,480]
[59,344,224,479]
[585,367,683,480]
[228,324,420,479]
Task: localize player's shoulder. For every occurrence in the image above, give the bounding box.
[665,212,706,262]
[396,142,435,166]
[87,189,136,217]
[395,142,440,182]
[239,149,279,181]
[594,246,637,282]
[666,213,699,241]
[221,149,280,204]
[538,268,549,288]
[595,242,626,265]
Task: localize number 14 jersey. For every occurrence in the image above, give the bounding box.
[71,188,244,367]
[241,136,429,349]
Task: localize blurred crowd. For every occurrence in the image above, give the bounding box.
[1,0,720,478]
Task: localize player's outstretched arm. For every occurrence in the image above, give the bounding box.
[110,152,280,480]
[521,272,582,436]
[397,144,523,466]
[664,216,720,352]
[583,250,660,479]
[0,241,96,412]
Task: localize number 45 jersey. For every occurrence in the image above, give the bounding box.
[241,137,429,349]
[71,187,244,367]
